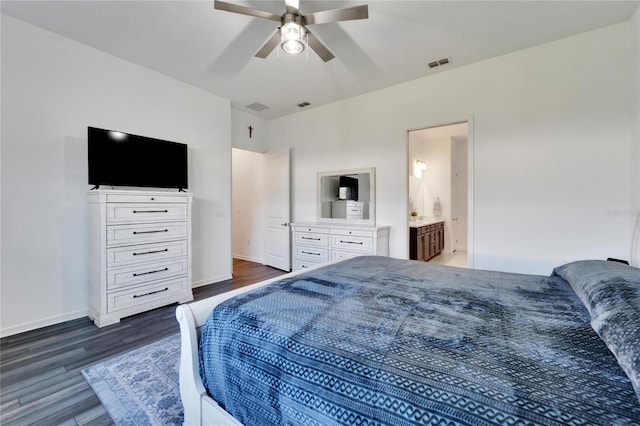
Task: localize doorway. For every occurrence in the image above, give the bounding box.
[232,148,266,265]
[408,122,470,267]
[231,148,291,273]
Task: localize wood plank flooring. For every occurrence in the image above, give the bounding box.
[0,259,286,426]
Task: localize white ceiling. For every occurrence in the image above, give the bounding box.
[2,1,638,119]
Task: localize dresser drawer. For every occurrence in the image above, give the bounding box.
[331,250,355,261]
[107,222,187,246]
[106,203,188,223]
[331,235,373,252]
[107,193,188,204]
[107,240,188,268]
[295,232,329,247]
[294,259,325,270]
[107,276,189,313]
[295,246,329,262]
[331,228,373,238]
[293,225,330,234]
[107,258,188,291]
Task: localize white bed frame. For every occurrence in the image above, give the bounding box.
[175,262,335,426]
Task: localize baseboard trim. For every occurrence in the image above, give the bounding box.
[232,254,265,264]
[193,274,233,288]
[1,271,241,336]
[0,308,89,338]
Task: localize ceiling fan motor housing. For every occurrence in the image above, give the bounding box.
[280,14,306,55]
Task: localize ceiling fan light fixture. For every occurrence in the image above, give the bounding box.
[214,0,368,62]
[280,21,306,55]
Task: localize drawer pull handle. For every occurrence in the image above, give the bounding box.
[133,229,169,235]
[133,267,169,277]
[302,237,321,241]
[133,287,169,298]
[133,210,169,214]
[302,251,320,256]
[340,240,363,245]
[133,249,169,256]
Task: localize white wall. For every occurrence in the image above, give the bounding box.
[230,108,269,267]
[1,15,232,336]
[231,108,269,153]
[408,137,422,217]
[632,7,640,233]
[0,10,3,315]
[232,148,265,263]
[423,138,452,251]
[632,6,640,266]
[451,136,469,252]
[266,22,635,275]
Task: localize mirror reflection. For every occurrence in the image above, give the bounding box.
[317,168,375,224]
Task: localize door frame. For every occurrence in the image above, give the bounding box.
[406,117,474,267]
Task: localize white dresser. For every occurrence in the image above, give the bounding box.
[291,222,390,271]
[88,189,193,327]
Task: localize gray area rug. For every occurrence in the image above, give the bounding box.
[82,334,183,425]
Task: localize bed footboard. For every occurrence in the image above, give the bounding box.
[176,293,249,426]
[175,302,210,426]
[175,261,340,426]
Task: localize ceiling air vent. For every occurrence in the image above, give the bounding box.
[297,101,311,108]
[246,102,270,112]
[428,57,451,69]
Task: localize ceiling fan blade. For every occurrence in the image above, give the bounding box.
[284,0,299,15]
[214,0,281,22]
[255,30,281,59]
[303,4,368,25]
[306,28,335,62]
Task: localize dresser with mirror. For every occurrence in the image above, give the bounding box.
[291,167,390,271]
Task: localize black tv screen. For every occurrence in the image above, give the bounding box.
[88,127,188,189]
[339,176,358,201]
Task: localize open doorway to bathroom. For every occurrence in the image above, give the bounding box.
[408,122,470,267]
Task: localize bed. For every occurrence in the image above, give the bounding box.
[176,256,640,425]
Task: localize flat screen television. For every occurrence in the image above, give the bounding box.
[88,127,188,190]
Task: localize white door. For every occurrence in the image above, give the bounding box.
[264,149,291,271]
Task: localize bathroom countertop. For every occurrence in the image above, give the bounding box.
[409,217,445,228]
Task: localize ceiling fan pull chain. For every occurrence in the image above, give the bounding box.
[305,31,309,64]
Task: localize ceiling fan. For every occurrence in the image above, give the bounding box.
[214,0,369,62]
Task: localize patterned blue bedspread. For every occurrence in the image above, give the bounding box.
[199,256,640,425]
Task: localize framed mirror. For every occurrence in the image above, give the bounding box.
[317,167,376,225]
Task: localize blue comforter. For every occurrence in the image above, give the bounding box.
[199,256,640,425]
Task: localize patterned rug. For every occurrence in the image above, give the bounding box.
[81,334,183,425]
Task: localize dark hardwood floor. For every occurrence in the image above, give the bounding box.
[0,259,286,426]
